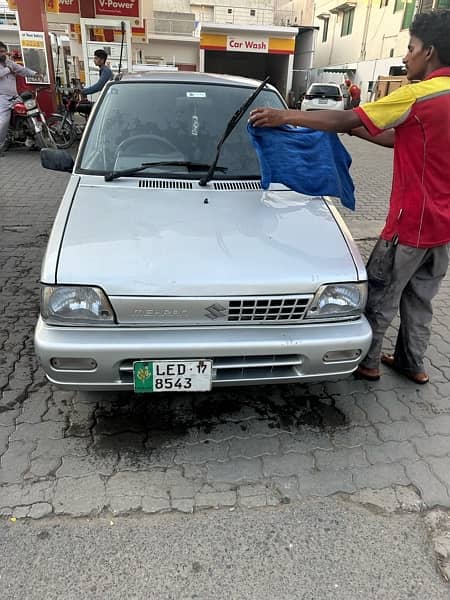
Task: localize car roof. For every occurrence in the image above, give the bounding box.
[118,70,275,90]
[309,82,340,88]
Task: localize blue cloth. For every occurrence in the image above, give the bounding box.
[83,65,113,96]
[247,123,356,210]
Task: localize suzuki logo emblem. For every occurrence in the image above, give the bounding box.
[204,303,227,319]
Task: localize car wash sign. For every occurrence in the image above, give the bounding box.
[95,0,139,18]
[227,35,268,53]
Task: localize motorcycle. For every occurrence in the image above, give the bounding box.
[1,90,56,152]
[47,87,92,149]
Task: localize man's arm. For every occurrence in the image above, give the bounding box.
[82,68,111,96]
[6,60,37,79]
[249,107,361,133]
[349,125,395,148]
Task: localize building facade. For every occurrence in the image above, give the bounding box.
[311,0,449,102]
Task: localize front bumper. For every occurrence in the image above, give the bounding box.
[34,317,372,390]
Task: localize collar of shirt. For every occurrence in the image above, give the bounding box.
[424,66,450,80]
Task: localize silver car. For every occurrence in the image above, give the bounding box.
[36,72,371,394]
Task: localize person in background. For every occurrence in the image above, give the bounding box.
[345,79,361,107]
[0,41,42,151]
[249,10,450,385]
[81,49,113,97]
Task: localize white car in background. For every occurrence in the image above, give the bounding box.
[301,83,345,111]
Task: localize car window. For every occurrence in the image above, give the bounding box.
[308,85,341,97]
[77,81,284,178]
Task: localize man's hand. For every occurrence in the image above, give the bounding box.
[249,108,289,128]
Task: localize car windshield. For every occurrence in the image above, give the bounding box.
[309,85,340,96]
[78,81,284,178]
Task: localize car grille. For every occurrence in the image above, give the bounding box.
[228,297,310,322]
[112,294,313,326]
[118,354,304,385]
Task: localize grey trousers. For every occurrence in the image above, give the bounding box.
[361,239,449,373]
[0,95,12,147]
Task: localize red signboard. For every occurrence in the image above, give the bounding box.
[59,0,80,12]
[95,0,139,18]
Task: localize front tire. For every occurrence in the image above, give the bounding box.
[47,115,75,149]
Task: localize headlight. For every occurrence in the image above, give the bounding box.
[305,283,367,319]
[41,286,115,326]
[24,99,37,110]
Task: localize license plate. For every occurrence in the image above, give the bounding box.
[318,99,328,104]
[133,360,212,393]
[27,108,40,115]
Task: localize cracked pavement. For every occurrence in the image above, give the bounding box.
[1,139,450,528]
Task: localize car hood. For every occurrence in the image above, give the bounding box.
[56,180,358,296]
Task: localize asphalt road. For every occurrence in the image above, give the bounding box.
[1,498,449,600]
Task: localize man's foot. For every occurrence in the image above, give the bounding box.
[381,354,429,384]
[354,365,381,381]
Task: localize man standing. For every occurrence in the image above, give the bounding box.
[0,41,41,151]
[81,49,113,97]
[345,79,361,107]
[249,11,450,385]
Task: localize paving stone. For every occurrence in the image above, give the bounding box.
[314,446,368,470]
[374,420,427,442]
[174,440,229,465]
[28,502,53,519]
[419,414,450,436]
[54,475,106,516]
[207,458,263,484]
[171,498,194,513]
[412,435,450,458]
[354,392,391,424]
[298,469,355,497]
[279,430,333,453]
[141,495,171,513]
[262,453,313,477]
[29,456,62,478]
[349,487,399,512]
[352,462,409,490]
[428,457,450,491]
[56,451,118,478]
[365,440,419,464]
[16,395,48,424]
[0,480,54,508]
[31,436,90,460]
[10,421,65,443]
[229,435,280,458]
[0,440,34,484]
[375,391,412,421]
[0,408,19,427]
[331,425,381,448]
[402,460,450,508]
[332,396,369,426]
[195,490,236,509]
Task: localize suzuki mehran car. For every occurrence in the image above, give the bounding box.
[36,72,371,394]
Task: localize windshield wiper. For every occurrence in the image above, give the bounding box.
[104,161,228,182]
[198,76,270,187]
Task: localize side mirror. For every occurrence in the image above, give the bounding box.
[40,148,74,172]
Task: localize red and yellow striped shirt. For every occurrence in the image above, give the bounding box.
[355,67,450,248]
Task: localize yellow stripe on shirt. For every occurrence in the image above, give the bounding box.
[359,77,450,131]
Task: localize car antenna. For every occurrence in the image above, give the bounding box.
[199,76,270,187]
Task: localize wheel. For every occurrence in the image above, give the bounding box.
[115,134,181,156]
[34,125,57,150]
[46,115,75,149]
